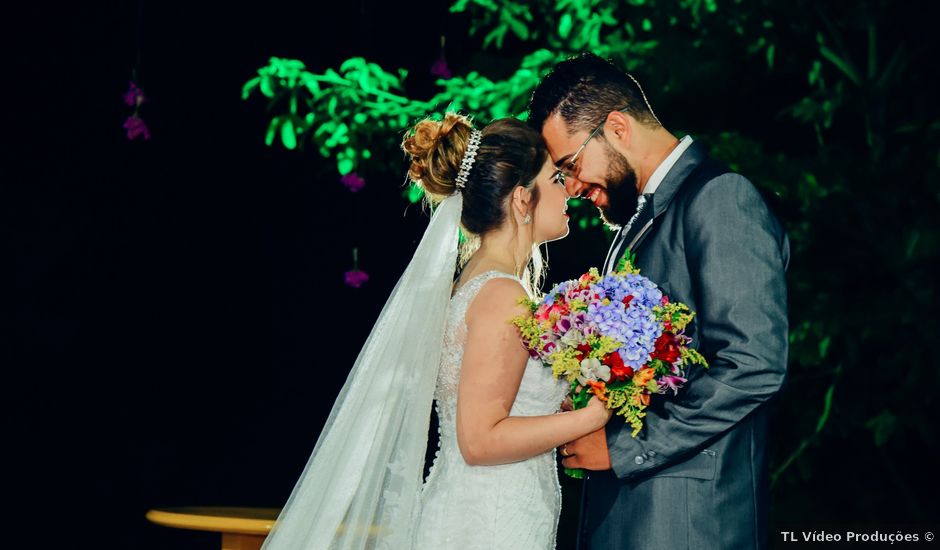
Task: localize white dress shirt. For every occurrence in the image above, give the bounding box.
[642,134,694,196]
[605,135,694,272]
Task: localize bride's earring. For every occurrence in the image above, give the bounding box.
[522,213,532,225]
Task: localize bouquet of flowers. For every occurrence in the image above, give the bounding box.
[513,256,707,455]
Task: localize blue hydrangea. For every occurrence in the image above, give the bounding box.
[584,274,664,369]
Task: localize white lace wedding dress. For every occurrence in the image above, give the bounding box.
[413,271,570,549]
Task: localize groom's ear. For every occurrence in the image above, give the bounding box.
[605,111,633,149]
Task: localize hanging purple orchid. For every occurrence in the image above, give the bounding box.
[123,115,151,141]
[123,81,150,141]
[344,270,370,288]
[430,55,452,79]
[341,172,366,193]
[430,35,452,79]
[124,81,146,108]
[345,248,369,288]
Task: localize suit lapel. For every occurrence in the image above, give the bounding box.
[627,142,709,253]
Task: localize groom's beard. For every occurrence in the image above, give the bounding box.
[598,142,639,229]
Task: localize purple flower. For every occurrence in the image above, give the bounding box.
[123,116,151,140]
[124,81,146,107]
[430,55,452,79]
[345,269,369,288]
[341,172,366,193]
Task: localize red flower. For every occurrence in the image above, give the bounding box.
[604,352,634,381]
[652,332,681,363]
[575,343,592,361]
[622,295,634,308]
[611,365,634,381]
[547,302,570,319]
[534,304,551,322]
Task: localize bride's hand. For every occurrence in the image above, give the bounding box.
[585,395,613,428]
[560,383,584,412]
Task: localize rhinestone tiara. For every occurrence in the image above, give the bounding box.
[455,129,482,189]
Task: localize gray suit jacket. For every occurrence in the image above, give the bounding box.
[578,143,790,550]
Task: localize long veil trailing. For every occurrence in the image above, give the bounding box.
[261,194,462,550]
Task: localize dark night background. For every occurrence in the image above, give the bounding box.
[10,1,940,549]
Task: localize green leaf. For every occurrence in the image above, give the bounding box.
[819,45,860,85]
[406,183,424,203]
[865,411,897,447]
[264,117,281,147]
[558,13,573,39]
[337,157,355,176]
[814,384,835,434]
[281,118,297,150]
[260,75,276,98]
[504,13,529,40]
[808,60,822,86]
[340,57,365,73]
[818,336,831,359]
[483,25,508,49]
[449,0,470,13]
[241,77,260,100]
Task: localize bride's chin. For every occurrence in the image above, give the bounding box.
[551,226,571,242]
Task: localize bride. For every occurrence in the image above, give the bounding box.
[261,113,611,550]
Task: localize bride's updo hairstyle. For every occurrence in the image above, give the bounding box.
[402,112,547,235]
[402,112,549,289]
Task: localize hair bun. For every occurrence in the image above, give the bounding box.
[402,113,474,202]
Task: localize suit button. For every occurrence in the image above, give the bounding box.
[634,456,645,465]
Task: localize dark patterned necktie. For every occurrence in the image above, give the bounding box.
[607,193,654,272]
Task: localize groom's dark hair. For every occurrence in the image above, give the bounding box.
[527,53,660,133]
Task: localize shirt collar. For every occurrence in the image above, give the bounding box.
[642,135,694,196]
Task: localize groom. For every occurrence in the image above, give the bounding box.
[528,53,790,549]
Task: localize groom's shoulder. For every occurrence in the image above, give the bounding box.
[675,154,748,204]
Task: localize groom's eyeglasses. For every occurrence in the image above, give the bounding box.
[551,106,631,187]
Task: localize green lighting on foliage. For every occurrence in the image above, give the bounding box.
[241,0,837,235]
[558,13,573,39]
[281,119,297,150]
[406,183,424,204]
